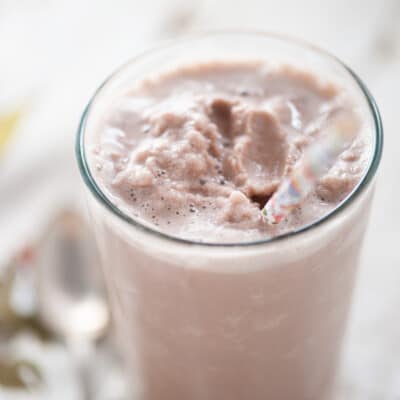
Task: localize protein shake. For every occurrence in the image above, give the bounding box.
[77,33,382,400]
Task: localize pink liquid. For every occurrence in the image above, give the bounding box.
[91,189,373,399]
[89,62,371,243]
[83,49,377,399]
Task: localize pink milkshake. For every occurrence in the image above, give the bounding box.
[77,33,383,399]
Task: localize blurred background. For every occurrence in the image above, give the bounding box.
[0,0,399,399]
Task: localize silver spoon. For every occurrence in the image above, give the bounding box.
[35,210,109,400]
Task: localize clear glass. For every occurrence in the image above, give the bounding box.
[76,33,383,400]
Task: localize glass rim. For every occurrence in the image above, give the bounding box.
[76,31,383,248]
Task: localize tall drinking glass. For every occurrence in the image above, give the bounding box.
[76,33,383,400]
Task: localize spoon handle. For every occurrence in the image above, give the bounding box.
[67,338,95,400]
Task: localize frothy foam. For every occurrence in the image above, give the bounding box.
[89,61,370,243]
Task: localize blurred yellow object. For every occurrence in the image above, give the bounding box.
[0,108,24,155]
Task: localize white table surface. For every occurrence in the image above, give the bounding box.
[0,1,399,398]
